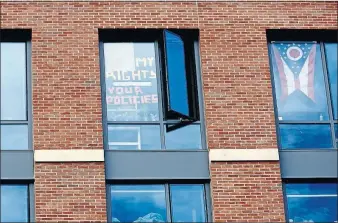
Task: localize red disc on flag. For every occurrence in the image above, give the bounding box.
[287,46,303,61]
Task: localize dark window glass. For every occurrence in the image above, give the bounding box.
[164,31,190,118]
[107,125,161,150]
[0,43,27,121]
[0,185,29,222]
[324,43,337,120]
[104,43,159,122]
[270,43,329,121]
[170,184,206,222]
[165,124,202,150]
[286,183,338,223]
[111,185,166,222]
[0,125,29,150]
[279,124,332,149]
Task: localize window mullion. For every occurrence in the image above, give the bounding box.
[320,42,337,149]
[165,183,172,223]
[155,40,166,150]
[26,41,33,151]
[267,43,284,150]
[99,41,110,151]
[194,41,207,150]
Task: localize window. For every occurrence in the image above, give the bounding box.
[268,30,338,223]
[0,185,30,222]
[100,29,205,150]
[0,41,30,150]
[109,184,208,222]
[101,29,210,223]
[285,182,337,223]
[1,30,33,223]
[269,41,337,150]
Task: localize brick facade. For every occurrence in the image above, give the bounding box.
[1,1,337,222]
[34,163,106,222]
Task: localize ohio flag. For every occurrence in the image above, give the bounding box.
[272,43,316,102]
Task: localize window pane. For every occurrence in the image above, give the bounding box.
[108,125,161,150]
[0,185,29,222]
[279,124,332,149]
[0,125,29,150]
[164,31,190,118]
[170,185,207,222]
[335,124,337,140]
[111,185,166,222]
[165,124,202,150]
[324,43,337,120]
[0,42,27,121]
[286,183,337,222]
[270,43,329,121]
[104,43,159,122]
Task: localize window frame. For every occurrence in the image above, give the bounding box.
[0,36,33,151]
[99,29,207,151]
[267,29,338,223]
[0,30,34,223]
[105,180,212,223]
[267,40,337,150]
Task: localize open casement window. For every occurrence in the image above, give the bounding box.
[163,30,199,125]
[100,29,206,150]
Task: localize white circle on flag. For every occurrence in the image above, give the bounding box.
[287,46,303,61]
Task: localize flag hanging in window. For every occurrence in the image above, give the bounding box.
[272,43,316,102]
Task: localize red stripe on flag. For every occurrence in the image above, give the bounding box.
[272,45,288,101]
[307,44,316,101]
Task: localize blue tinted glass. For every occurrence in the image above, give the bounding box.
[165,31,189,117]
[111,185,166,222]
[0,43,27,121]
[170,185,206,222]
[108,125,161,150]
[0,125,29,150]
[335,124,337,139]
[0,185,29,222]
[286,183,338,222]
[324,43,337,120]
[104,42,159,122]
[279,124,332,149]
[165,124,202,149]
[270,43,329,121]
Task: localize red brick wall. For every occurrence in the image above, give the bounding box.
[1,1,336,222]
[34,163,106,222]
[211,162,285,222]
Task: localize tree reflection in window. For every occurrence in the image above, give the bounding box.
[111,185,166,222]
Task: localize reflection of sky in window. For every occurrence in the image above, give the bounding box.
[165,31,189,117]
[0,42,27,121]
[170,185,206,222]
[271,43,329,121]
[107,125,161,150]
[324,43,337,120]
[0,125,29,150]
[165,125,202,149]
[0,185,29,222]
[104,43,159,122]
[286,183,338,222]
[279,124,333,149]
[111,185,166,222]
